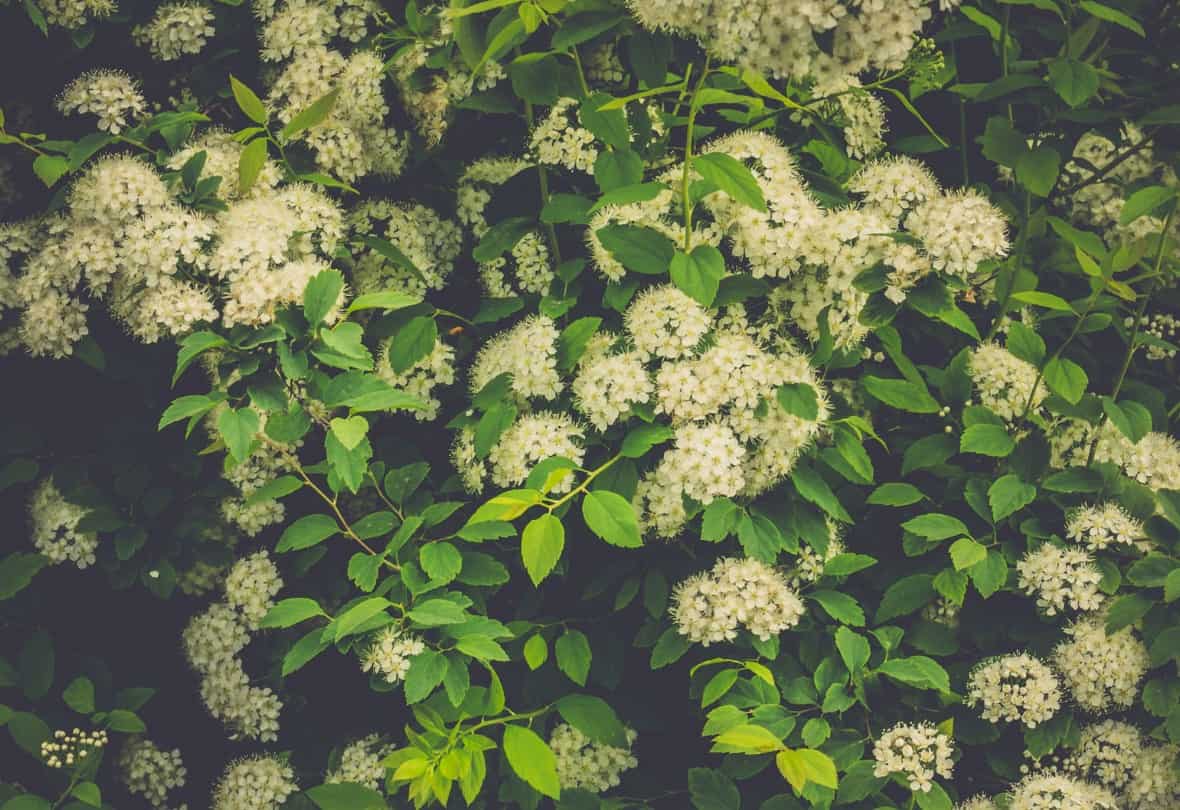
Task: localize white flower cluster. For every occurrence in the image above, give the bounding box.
[626,0,954,83]
[849,156,940,222]
[29,477,98,569]
[166,129,282,201]
[789,521,844,586]
[1065,720,1141,792]
[57,70,146,133]
[135,2,216,61]
[387,18,505,146]
[479,230,555,297]
[813,76,887,158]
[572,348,653,431]
[1007,772,1119,810]
[1016,544,1104,616]
[39,0,115,29]
[267,46,408,182]
[469,314,563,401]
[224,550,283,629]
[456,156,533,238]
[1124,744,1180,809]
[969,343,1046,422]
[529,98,599,173]
[1052,616,1149,713]
[1137,312,1179,360]
[1063,124,1180,246]
[907,189,1011,280]
[966,653,1061,727]
[120,738,188,809]
[1065,503,1146,552]
[671,556,805,644]
[549,723,639,793]
[486,412,587,493]
[360,624,426,684]
[215,423,295,537]
[956,796,997,810]
[624,285,712,360]
[378,338,456,422]
[348,200,462,297]
[183,553,284,741]
[1,143,350,356]
[871,722,954,793]
[327,734,390,789]
[41,728,108,768]
[212,755,298,810]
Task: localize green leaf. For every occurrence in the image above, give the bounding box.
[988,475,1036,521]
[521,514,565,586]
[594,147,644,191]
[276,514,339,552]
[334,597,392,641]
[791,465,851,522]
[1047,58,1099,107]
[71,783,100,808]
[551,11,625,49]
[713,723,784,754]
[556,316,602,371]
[407,598,468,626]
[473,216,533,262]
[1006,323,1046,365]
[1165,569,1180,603]
[1015,146,1060,197]
[62,677,95,714]
[329,416,368,451]
[916,783,954,810]
[877,655,951,693]
[509,53,559,105]
[523,634,548,669]
[1120,185,1177,225]
[776,748,838,794]
[420,542,463,586]
[1105,593,1152,634]
[809,589,866,626]
[281,88,340,142]
[304,269,345,326]
[282,627,331,676]
[875,574,936,623]
[0,553,47,600]
[620,424,674,458]
[835,627,870,673]
[158,394,223,430]
[579,91,630,149]
[867,483,925,506]
[389,316,441,375]
[595,224,675,275]
[950,537,988,570]
[260,598,324,629]
[172,331,228,385]
[777,383,820,421]
[693,153,767,212]
[346,290,421,314]
[33,155,69,187]
[1043,357,1087,404]
[8,711,50,757]
[503,725,561,799]
[689,767,740,810]
[582,490,643,547]
[217,407,259,464]
[960,424,1015,457]
[237,137,268,195]
[1010,290,1074,312]
[971,550,1009,598]
[1079,1,1144,35]
[902,513,969,541]
[305,783,387,810]
[555,628,592,685]
[863,376,940,413]
[556,695,627,747]
[669,245,725,306]
[106,709,146,733]
[824,554,878,577]
[404,649,448,704]
[230,75,268,124]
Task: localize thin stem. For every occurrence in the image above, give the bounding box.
[1058,130,1157,197]
[291,458,400,570]
[984,192,1032,341]
[366,470,405,521]
[570,46,591,97]
[1086,203,1177,462]
[522,96,563,263]
[467,705,552,733]
[681,57,711,251]
[545,454,620,512]
[434,307,475,328]
[1019,289,1101,421]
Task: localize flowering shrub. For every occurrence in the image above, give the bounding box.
[1,1,1180,809]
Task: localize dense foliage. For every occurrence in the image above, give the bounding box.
[2,1,1180,809]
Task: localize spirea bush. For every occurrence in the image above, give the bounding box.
[1,0,1179,809]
